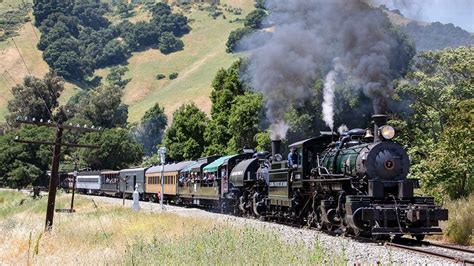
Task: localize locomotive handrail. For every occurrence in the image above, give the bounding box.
[303,177,351,182]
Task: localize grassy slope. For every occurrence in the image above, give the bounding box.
[0,0,253,122]
[0,190,329,264]
[0,1,79,120]
[106,0,255,121]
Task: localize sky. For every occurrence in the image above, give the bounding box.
[370,0,474,32]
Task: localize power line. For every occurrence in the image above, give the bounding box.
[11,37,31,75]
[29,21,39,42]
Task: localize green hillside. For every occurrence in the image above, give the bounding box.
[0,0,254,122]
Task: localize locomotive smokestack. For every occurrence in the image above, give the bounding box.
[372,114,388,142]
[271,139,282,160]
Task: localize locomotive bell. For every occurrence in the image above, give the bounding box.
[364,129,374,139]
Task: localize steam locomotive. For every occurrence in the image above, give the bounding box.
[235,114,448,240]
[68,114,448,240]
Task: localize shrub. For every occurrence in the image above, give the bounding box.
[169,72,178,80]
[443,194,474,245]
[156,73,166,80]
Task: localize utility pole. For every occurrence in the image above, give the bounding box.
[159,146,166,210]
[70,155,79,212]
[14,117,101,231]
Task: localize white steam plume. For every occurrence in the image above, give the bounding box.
[322,70,337,131]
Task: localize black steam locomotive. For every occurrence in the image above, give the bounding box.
[232,114,448,240]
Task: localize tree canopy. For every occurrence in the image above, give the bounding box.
[33,1,190,81]
[6,72,64,125]
[163,103,208,161]
[393,46,474,200]
[77,128,143,170]
[135,103,168,156]
[0,125,53,188]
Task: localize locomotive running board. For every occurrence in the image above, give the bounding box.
[372,227,443,235]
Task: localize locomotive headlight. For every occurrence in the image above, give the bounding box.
[380,125,395,140]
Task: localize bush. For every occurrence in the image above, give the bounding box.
[169,72,178,80]
[159,32,184,54]
[156,73,166,80]
[443,194,474,245]
[226,27,253,53]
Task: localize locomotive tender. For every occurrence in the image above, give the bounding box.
[68,114,448,240]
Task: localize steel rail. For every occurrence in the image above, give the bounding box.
[386,242,474,265]
[422,241,474,254]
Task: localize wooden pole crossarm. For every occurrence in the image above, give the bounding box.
[15,119,102,132]
[14,138,100,149]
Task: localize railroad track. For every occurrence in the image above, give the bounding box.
[386,241,474,265]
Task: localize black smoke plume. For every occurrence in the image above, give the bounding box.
[242,0,406,137]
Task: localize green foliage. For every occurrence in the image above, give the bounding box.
[78,84,128,128]
[78,128,143,170]
[155,73,166,80]
[34,1,189,81]
[6,72,64,125]
[159,32,184,54]
[394,46,474,200]
[135,103,168,156]
[417,100,473,200]
[227,92,264,153]
[226,27,253,53]
[163,103,208,161]
[168,72,178,80]
[254,131,270,152]
[106,66,131,89]
[244,8,266,29]
[204,60,246,155]
[0,126,53,188]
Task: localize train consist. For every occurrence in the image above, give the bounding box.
[61,114,448,240]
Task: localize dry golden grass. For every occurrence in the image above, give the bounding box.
[441,194,474,245]
[0,191,328,264]
[0,192,214,264]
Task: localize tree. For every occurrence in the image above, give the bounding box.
[6,72,64,125]
[417,100,473,200]
[106,66,131,89]
[33,0,74,26]
[0,125,53,188]
[204,60,247,155]
[244,8,266,29]
[135,103,168,156]
[78,128,143,170]
[226,27,253,53]
[163,103,208,161]
[394,46,474,199]
[71,0,110,30]
[159,32,184,54]
[227,92,264,153]
[96,39,130,68]
[79,84,128,128]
